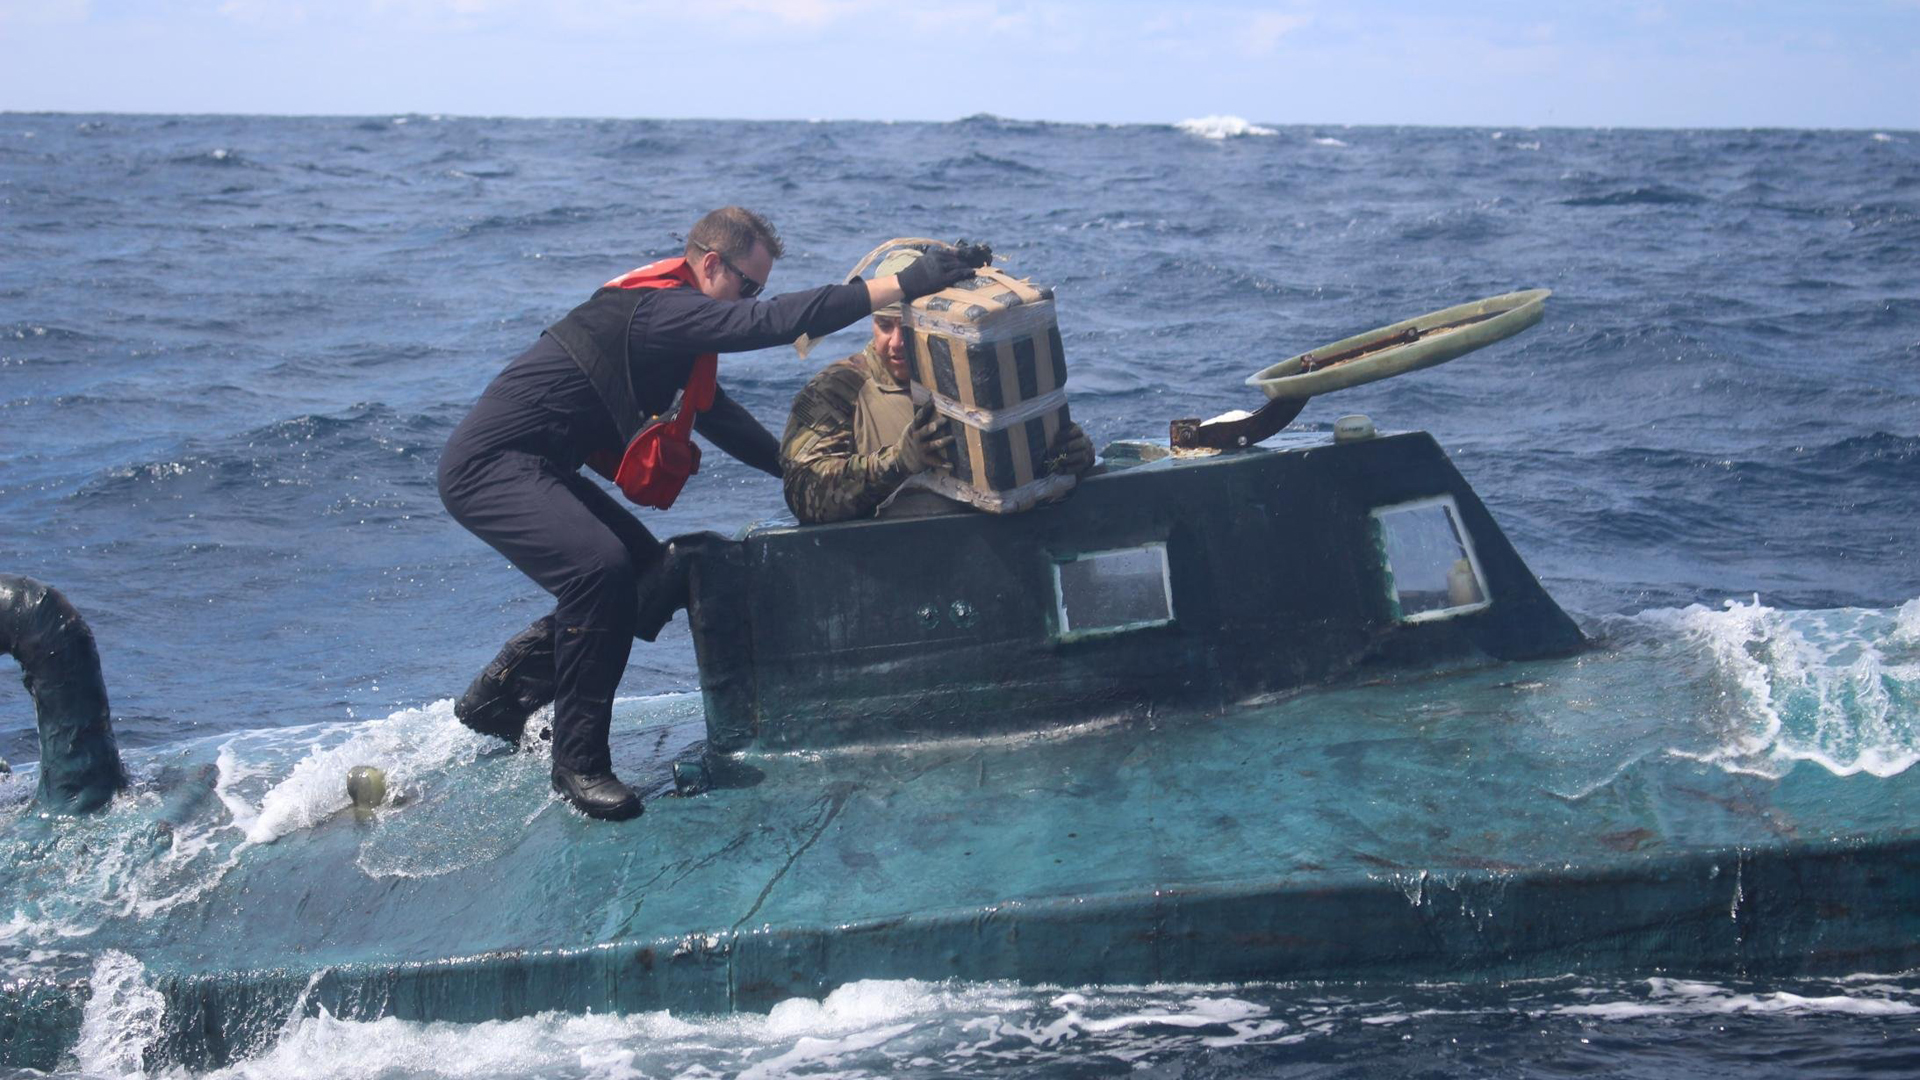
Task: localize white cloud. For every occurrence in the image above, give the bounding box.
[710,0,883,26]
[908,2,1032,36]
[366,0,529,21]
[544,0,886,30]
[1243,11,1311,56]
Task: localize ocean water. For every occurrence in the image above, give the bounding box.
[2,113,1918,1077]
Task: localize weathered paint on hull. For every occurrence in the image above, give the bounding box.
[6,679,1917,1070]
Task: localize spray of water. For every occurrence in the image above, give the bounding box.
[1639,596,1919,777]
[71,950,166,1078]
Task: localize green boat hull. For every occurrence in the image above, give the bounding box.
[2,434,1913,1070]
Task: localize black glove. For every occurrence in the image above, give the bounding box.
[1045,422,1094,477]
[896,241,994,301]
[894,399,954,474]
[952,240,993,268]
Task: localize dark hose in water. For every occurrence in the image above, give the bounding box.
[0,575,128,814]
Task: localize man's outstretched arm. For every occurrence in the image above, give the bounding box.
[694,385,781,478]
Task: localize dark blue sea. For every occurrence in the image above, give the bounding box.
[2,113,1917,1077]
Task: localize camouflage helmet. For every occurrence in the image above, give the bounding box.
[871,248,925,318]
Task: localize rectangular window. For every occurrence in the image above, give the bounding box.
[1052,543,1174,638]
[1371,496,1491,623]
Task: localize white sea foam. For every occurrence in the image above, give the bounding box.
[1070,995,1267,1033]
[67,971,1919,1078]
[0,908,94,973]
[0,693,696,959]
[205,980,994,1080]
[1636,596,1920,778]
[0,777,247,943]
[1551,976,1920,1020]
[72,950,168,1078]
[1311,136,1348,147]
[245,699,495,845]
[188,980,1320,1079]
[1894,597,1920,644]
[1175,115,1277,139]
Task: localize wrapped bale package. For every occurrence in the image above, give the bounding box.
[905,266,1077,513]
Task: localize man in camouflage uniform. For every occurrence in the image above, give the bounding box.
[781,249,1094,525]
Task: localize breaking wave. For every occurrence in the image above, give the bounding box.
[71,950,168,1077]
[41,971,1920,1080]
[1634,596,1920,777]
[1174,115,1277,140]
[242,699,504,844]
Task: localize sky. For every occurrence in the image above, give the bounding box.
[1,0,1916,129]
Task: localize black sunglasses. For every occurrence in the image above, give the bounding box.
[690,241,763,299]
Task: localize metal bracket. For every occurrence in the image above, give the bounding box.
[1169,396,1308,451]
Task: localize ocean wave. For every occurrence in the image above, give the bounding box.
[598,136,684,158]
[1804,431,1920,471]
[78,404,440,502]
[1561,185,1707,207]
[1508,140,1542,151]
[1174,115,1277,140]
[452,204,604,237]
[1844,203,1919,231]
[67,972,1917,1079]
[1631,596,1920,778]
[1394,206,1508,244]
[1575,436,1920,497]
[176,979,1311,1080]
[948,113,1056,135]
[3,322,92,344]
[928,150,1045,176]
[1551,976,1920,1020]
[0,691,703,978]
[71,951,168,1076]
[0,765,246,949]
[243,699,504,845]
[167,148,256,168]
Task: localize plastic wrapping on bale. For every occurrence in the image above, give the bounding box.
[905,267,1078,513]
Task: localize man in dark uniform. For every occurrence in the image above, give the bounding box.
[438,208,985,820]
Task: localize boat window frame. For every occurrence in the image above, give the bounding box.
[1369,494,1493,623]
[1049,541,1177,641]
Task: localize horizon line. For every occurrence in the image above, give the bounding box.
[4,109,1916,135]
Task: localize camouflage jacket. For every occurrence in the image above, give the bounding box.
[779,345,915,525]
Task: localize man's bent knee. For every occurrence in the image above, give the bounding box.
[555,541,640,631]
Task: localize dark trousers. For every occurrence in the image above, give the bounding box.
[437,403,661,773]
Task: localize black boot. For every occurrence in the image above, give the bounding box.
[454,615,557,745]
[551,764,642,821]
[633,531,722,642]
